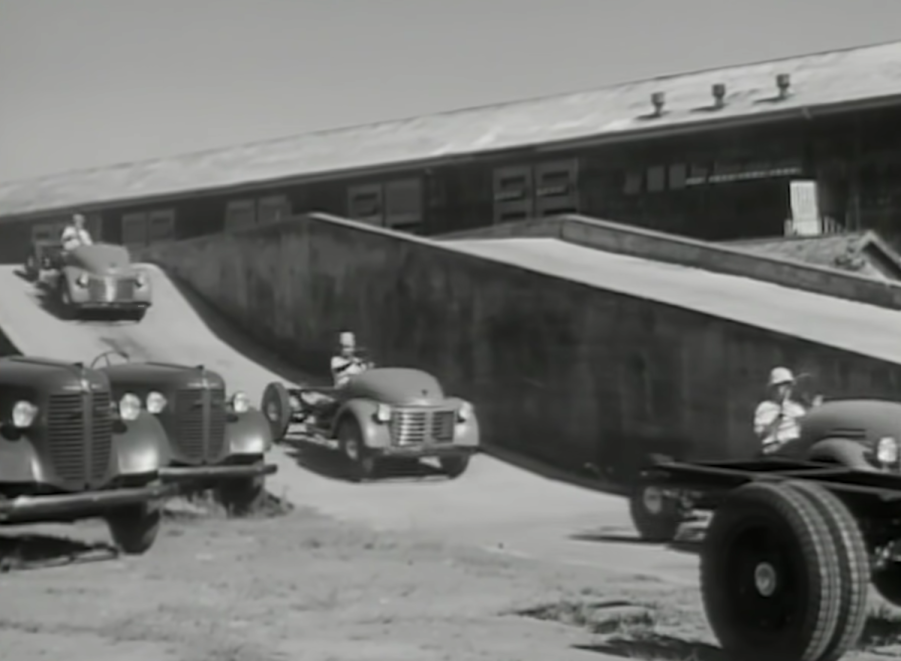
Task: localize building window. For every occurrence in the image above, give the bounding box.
[257,195,290,225]
[492,165,533,223]
[668,163,687,190]
[147,209,175,243]
[121,212,148,248]
[347,184,384,226]
[225,199,256,232]
[623,170,643,195]
[385,178,423,231]
[646,165,666,193]
[535,159,579,216]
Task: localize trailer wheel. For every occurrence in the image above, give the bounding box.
[872,563,901,608]
[701,482,842,661]
[786,480,870,660]
[628,480,682,542]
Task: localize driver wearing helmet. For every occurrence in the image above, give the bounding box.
[753,366,822,455]
[330,331,370,388]
[60,213,93,252]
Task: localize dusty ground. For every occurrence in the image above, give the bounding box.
[1,497,899,661]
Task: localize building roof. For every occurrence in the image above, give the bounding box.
[3,39,901,220]
[726,231,901,281]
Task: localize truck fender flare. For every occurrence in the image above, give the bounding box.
[807,437,871,469]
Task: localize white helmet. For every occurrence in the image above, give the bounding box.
[768,366,795,387]
[338,331,356,348]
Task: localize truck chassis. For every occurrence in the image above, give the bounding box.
[637,457,901,661]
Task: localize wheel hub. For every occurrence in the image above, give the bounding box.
[345,439,359,460]
[265,402,278,421]
[753,562,778,597]
[642,487,664,514]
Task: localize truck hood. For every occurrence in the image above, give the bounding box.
[345,368,446,406]
[67,244,137,275]
[101,362,226,391]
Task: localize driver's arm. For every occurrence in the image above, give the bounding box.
[753,401,781,441]
[330,355,358,376]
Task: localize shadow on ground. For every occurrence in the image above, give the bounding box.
[0,533,117,572]
[575,635,724,660]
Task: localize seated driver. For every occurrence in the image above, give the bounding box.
[330,331,370,388]
[60,213,93,252]
[753,366,821,455]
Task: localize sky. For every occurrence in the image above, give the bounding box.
[1,0,899,182]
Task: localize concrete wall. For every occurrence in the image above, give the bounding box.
[139,213,901,485]
[443,215,901,310]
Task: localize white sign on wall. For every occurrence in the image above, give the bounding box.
[788,180,820,236]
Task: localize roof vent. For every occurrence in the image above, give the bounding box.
[650,91,666,116]
[711,83,726,108]
[776,73,791,99]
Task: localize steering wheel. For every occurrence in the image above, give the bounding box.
[90,349,130,369]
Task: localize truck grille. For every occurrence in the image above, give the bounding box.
[173,387,226,462]
[46,391,113,487]
[116,278,135,299]
[84,276,134,301]
[87,278,105,300]
[389,409,456,445]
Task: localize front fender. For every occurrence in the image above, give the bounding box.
[113,410,170,475]
[226,409,272,456]
[445,396,481,448]
[806,437,875,470]
[334,399,392,449]
[0,432,40,483]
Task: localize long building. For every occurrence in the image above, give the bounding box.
[0,39,900,262]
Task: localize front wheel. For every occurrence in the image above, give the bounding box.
[628,480,683,542]
[440,455,470,479]
[261,382,292,443]
[337,418,377,482]
[215,475,265,516]
[106,503,161,555]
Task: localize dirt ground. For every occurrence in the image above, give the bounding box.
[0,497,899,661]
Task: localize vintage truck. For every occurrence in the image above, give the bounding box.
[92,351,277,513]
[262,365,479,481]
[39,242,153,320]
[0,355,172,554]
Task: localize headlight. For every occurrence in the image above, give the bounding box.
[136,272,148,287]
[374,403,392,423]
[146,391,167,414]
[230,391,250,414]
[119,393,142,421]
[876,436,899,465]
[76,273,89,287]
[11,401,38,428]
[457,401,474,422]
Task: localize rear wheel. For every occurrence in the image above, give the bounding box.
[701,482,843,661]
[337,418,377,482]
[215,475,265,516]
[57,282,76,320]
[261,382,292,443]
[24,255,37,280]
[106,503,161,555]
[629,480,683,542]
[440,455,470,479]
[786,480,869,660]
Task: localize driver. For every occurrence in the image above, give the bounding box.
[60,213,93,252]
[330,331,370,388]
[753,366,821,455]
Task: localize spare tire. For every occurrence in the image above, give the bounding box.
[701,481,843,661]
[628,479,682,542]
[261,382,292,443]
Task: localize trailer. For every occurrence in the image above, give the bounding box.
[636,457,901,661]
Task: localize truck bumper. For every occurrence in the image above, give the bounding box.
[0,482,173,524]
[74,302,150,311]
[160,462,278,484]
[373,445,478,459]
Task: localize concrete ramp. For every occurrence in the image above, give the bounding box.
[450,237,901,362]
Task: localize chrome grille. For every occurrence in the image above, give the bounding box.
[87,278,104,300]
[115,278,135,299]
[389,409,455,445]
[46,390,113,486]
[173,387,227,461]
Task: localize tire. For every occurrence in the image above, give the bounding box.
[337,417,377,482]
[106,503,161,555]
[24,255,36,280]
[873,564,901,608]
[215,475,265,516]
[261,382,292,443]
[628,479,683,542]
[57,282,75,320]
[701,482,843,661]
[785,481,869,661]
[440,455,470,479]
